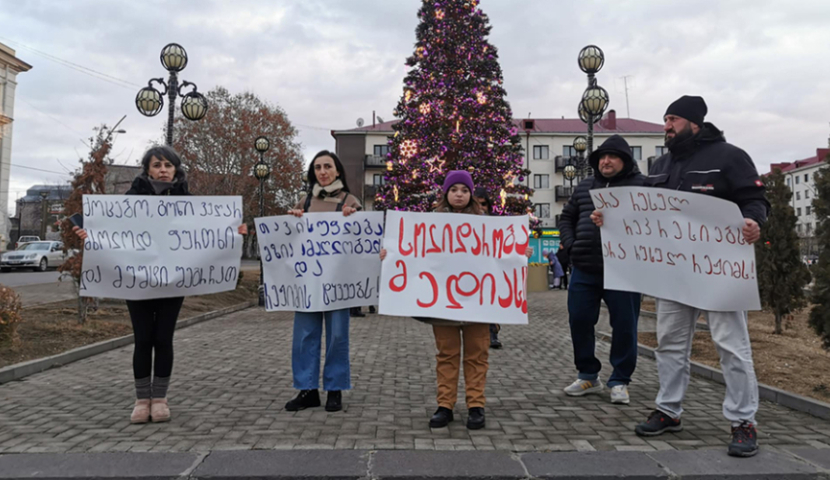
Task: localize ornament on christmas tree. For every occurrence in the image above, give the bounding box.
[476,92,487,104]
[400,139,418,158]
[419,103,431,114]
[435,9,445,19]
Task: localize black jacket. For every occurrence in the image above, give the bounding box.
[126,173,191,196]
[647,123,769,225]
[558,142,645,274]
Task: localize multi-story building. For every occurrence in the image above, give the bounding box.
[0,42,32,249]
[331,110,664,227]
[769,147,829,256]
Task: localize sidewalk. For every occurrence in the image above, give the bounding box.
[2,290,830,477]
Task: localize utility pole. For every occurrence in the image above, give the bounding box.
[620,75,633,118]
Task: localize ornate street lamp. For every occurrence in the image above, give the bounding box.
[563,162,576,189]
[573,136,588,182]
[253,136,271,306]
[577,45,609,157]
[135,43,208,146]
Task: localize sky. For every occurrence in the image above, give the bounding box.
[2,0,830,215]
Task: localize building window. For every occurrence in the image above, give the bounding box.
[655,146,668,157]
[805,173,809,182]
[806,223,813,235]
[372,174,385,185]
[533,145,550,160]
[796,191,801,200]
[807,206,812,216]
[562,145,576,158]
[533,174,550,189]
[797,224,802,233]
[797,207,802,216]
[786,177,791,186]
[533,203,551,218]
[630,146,642,161]
[806,190,810,199]
[373,145,390,157]
[796,176,800,184]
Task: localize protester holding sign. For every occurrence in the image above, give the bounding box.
[557,135,645,406]
[74,145,248,425]
[593,96,769,457]
[380,171,532,430]
[283,150,362,414]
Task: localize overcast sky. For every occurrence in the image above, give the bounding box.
[2,0,829,214]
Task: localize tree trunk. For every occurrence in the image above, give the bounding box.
[76,286,87,325]
[774,311,783,334]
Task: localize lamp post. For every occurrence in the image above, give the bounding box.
[253,136,271,306]
[573,135,588,183]
[577,45,609,157]
[135,43,208,146]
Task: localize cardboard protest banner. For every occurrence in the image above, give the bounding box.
[379,211,530,325]
[80,195,244,300]
[590,186,761,311]
[255,212,384,312]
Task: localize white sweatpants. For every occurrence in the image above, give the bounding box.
[654,298,758,425]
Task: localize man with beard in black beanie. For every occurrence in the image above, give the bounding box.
[593,95,769,457]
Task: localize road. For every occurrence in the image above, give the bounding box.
[0,270,63,287]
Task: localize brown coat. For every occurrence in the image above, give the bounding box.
[294,191,362,213]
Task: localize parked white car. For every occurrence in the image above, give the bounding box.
[1,241,69,272]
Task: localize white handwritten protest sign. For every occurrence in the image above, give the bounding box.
[590,186,761,311]
[379,211,530,325]
[80,195,244,300]
[255,212,384,312]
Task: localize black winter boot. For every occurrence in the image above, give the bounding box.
[285,389,321,411]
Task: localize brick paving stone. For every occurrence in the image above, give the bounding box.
[3,290,830,453]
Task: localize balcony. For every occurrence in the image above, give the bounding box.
[554,156,569,172]
[364,184,379,198]
[364,155,387,168]
[555,185,573,202]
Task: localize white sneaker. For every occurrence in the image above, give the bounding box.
[563,378,603,396]
[610,385,630,405]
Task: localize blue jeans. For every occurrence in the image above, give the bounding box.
[567,267,640,387]
[292,309,351,391]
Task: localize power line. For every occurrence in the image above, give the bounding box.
[17,96,91,148]
[0,36,140,90]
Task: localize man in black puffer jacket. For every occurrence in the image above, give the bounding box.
[557,135,644,406]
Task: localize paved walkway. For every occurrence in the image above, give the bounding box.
[1,290,829,454]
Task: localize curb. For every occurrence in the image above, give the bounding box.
[0,300,256,385]
[596,310,830,421]
[0,448,827,479]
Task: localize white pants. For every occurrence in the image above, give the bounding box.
[654,298,758,425]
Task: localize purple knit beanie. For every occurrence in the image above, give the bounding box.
[442,170,474,194]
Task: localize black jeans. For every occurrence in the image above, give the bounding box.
[126,297,184,379]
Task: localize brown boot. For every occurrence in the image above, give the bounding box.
[150,398,171,423]
[130,399,151,424]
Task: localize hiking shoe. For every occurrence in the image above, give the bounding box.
[610,385,630,405]
[563,378,603,396]
[728,421,758,457]
[635,410,682,436]
[285,389,321,411]
[467,407,485,430]
[429,407,454,428]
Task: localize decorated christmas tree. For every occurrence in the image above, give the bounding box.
[375,0,533,215]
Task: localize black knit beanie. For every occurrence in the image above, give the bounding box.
[665,95,707,127]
